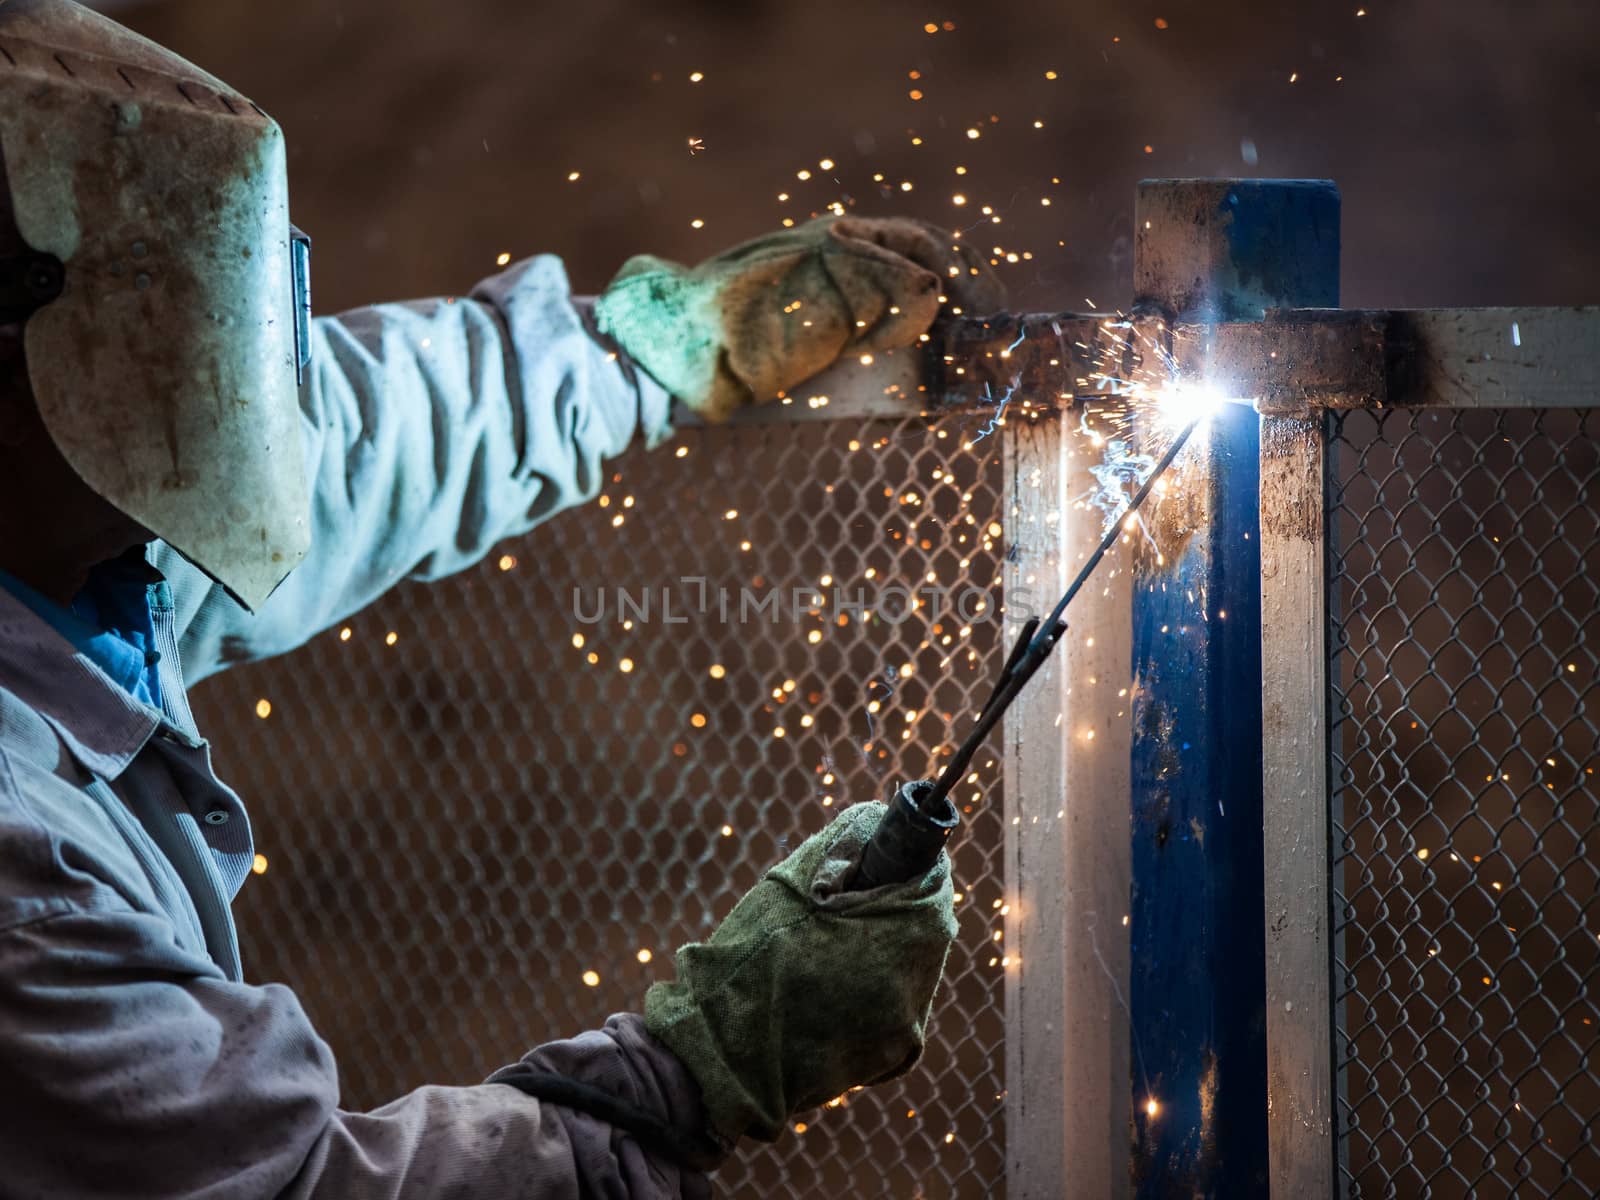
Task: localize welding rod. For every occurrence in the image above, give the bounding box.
[933,414,1201,794]
[847,415,1203,891]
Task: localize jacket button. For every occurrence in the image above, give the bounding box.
[203,809,230,826]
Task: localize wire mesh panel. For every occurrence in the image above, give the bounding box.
[1328,407,1600,1198]
[190,412,1009,1198]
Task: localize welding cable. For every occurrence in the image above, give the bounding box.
[922,414,1202,810]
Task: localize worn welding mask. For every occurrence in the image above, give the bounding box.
[0,0,312,611]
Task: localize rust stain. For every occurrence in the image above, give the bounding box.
[1198,1048,1220,1161]
[1259,416,1321,541]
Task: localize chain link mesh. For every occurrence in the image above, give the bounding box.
[189,413,1009,1198]
[1328,406,1600,1198]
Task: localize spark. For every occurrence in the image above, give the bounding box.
[968,381,1014,444]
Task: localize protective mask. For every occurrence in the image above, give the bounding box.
[0,0,312,611]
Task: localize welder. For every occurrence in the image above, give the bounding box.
[0,1,1006,1196]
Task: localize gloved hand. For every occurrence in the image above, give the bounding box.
[644,801,959,1144]
[595,216,1006,421]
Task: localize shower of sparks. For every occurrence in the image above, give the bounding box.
[1053,316,1240,541]
[472,19,1294,1117]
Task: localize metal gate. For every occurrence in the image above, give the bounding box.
[189,180,1600,1197]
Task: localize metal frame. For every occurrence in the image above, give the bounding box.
[697,182,1600,1198]
[728,306,1600,429]
[1250,315,1597,1200]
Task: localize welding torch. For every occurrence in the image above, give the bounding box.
[847,414,1205,891]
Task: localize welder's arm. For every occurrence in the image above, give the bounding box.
[163,255,672,682]
[0,905,723,1198]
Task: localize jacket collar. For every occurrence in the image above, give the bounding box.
[0,582,161,781]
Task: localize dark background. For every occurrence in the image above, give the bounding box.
[97,0,1599,315]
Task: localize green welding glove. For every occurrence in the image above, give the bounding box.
[644,801,959,1145]
[594,216,1006,421]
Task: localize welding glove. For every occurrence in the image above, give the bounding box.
[644,801,958,1144]
[595,216,1006,422]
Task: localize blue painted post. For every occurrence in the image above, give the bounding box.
[1128,180,1340,1197]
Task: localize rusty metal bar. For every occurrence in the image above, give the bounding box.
[1377,307,1600,408]
[1259,412,1337,1196]
[690,305,1599,427]
[1002,401,1135,1200]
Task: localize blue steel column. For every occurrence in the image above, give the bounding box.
[1128,179,1340,1197]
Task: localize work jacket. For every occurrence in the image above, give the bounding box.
[0,258,718,1198]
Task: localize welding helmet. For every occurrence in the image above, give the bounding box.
[0,0,311,611]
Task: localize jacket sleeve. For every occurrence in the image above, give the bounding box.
[161,256,675,684]
[0,905,720,1200]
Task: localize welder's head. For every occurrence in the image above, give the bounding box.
[0,0,312,611]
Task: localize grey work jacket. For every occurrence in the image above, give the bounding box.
[0,258,717,1199]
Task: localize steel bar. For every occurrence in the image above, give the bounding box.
[1001,401,1134,1199]
[686,306,1600,427]
[1129,177,1340,1197]
[1259,412,1338,1196]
